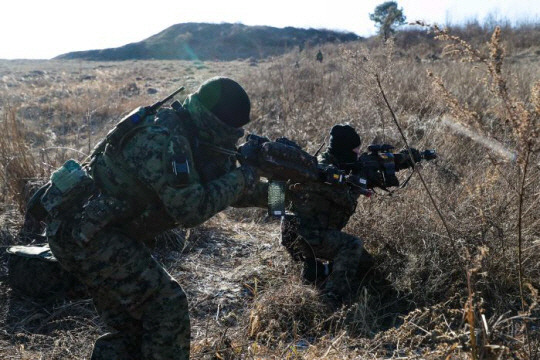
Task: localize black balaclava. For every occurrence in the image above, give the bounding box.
[328,124,361,163]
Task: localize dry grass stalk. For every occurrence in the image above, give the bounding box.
[0,107,42,212]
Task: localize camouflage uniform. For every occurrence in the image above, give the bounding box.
[45,84,263,359]
[281,122,421,301]
[282,150,365,301]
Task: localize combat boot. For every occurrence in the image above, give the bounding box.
[302,258,332,287]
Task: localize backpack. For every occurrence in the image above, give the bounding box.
[6,244,86,300]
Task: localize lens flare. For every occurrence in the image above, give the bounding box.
[441,116,517,162]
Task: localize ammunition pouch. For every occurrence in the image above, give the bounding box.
[71,194,129,244]
[36,160,95,220]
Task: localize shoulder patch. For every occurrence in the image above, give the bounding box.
[172,154,190,176]
[167,137,194,186]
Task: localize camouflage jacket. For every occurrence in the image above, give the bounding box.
[286,150,359,230]
[88,94,266,239]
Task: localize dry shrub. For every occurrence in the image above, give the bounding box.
[430,22,539,292]
[318,23,540,358]
[247,279,327,346]
[401,24,539,357]
[376,300,474,359]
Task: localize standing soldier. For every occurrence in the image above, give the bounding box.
[316,49,323,62]
[34,77,264,359]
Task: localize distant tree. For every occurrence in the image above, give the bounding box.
[369,1,406,41]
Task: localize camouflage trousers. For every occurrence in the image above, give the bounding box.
[280,216,364,300]
[48,220,190,360]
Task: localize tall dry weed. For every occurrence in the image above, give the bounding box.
[0,107,42,213]
[427,24,540,358]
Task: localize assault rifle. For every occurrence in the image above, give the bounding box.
[320,144,437,195]
[238,134,436,196]
[238,134,320,182]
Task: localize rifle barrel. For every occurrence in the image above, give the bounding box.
[150,86,185,110]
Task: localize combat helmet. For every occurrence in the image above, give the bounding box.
[195,77,251,128]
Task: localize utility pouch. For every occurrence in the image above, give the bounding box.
[72,194,128,244]
[41,159,94,217]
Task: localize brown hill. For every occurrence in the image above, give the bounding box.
[55,22,360,61]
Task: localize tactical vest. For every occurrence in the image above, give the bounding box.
[288,151,359,230]
[87,105,196,237]
[27,102,237,241]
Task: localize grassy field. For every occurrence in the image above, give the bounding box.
[0,26,539,359]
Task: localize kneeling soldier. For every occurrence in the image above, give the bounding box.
[281,124,366,303]
[34,77,265,359]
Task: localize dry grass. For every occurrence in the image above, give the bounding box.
[0,25,539,359]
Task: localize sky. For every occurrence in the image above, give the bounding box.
[1,0,539,60]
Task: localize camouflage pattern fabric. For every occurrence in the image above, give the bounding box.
[6,244,84,300]
[46,93,261,359]
[233,180,269,208]
[282,149,365,300]
[49,226,190,360]
[280,216,364,300]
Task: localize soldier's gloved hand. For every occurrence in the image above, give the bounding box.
[401,148,422,163]
[237,140,261,166]
[239,165,260,189]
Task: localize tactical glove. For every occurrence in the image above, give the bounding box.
[407,148,422,163]
[238,139,262,166]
